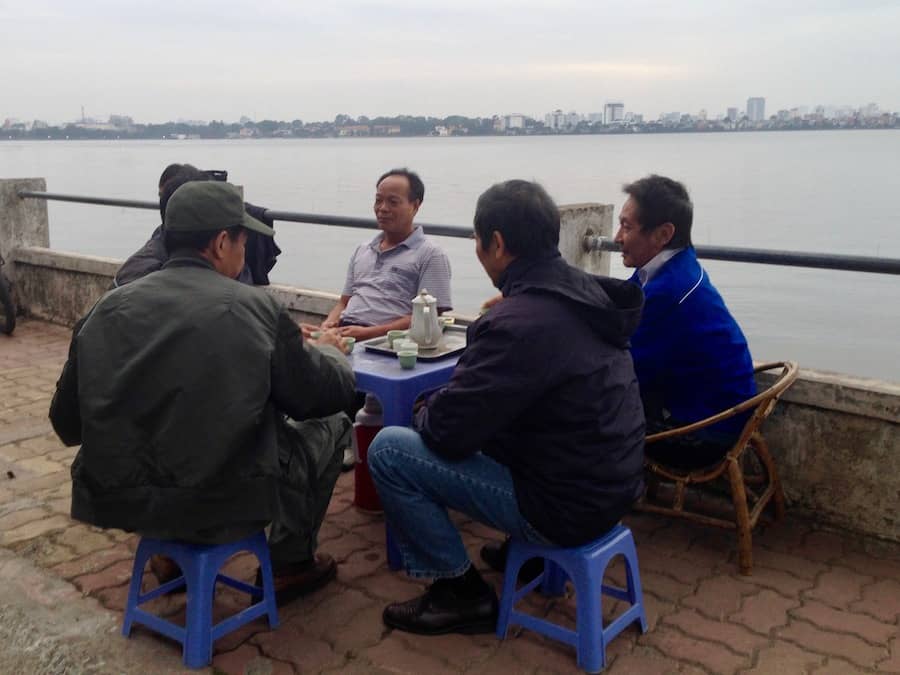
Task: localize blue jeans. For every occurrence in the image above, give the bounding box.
[368,426,550,579]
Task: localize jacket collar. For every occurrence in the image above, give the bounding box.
[163,249,217,272]
[498,250,562,295]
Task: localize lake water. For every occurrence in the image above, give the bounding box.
[2,131,898,382]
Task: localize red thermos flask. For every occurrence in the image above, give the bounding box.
[352,396,383,511]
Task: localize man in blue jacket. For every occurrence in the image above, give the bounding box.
[367,180,646,635]
[614,174,756,469]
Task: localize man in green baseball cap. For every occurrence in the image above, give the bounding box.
[51,180,357,606]
[163,181,274,279]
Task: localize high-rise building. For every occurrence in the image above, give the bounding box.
[726,107,739,122]
[603,102,624,125]
[747,97,766,122]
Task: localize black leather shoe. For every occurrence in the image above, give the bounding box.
[382,580,498,635]
[480,538,544,582]
[254,553,337,607]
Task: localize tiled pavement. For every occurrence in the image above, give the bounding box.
[1,318,899,674]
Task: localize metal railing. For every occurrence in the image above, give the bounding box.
[16,189,900,275]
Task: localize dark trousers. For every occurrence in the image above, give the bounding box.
[143,412,351,568]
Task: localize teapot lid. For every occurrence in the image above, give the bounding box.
[412,289,436,305]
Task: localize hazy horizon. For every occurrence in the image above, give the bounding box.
[4,1,900,125]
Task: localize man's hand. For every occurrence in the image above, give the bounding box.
[312,328,349,354]
[299,322,319,339]
[338,325,376,340]
[320,319,339,330]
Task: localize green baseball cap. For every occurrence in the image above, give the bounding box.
[164,181,274,237]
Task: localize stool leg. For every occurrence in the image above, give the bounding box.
[496,548,527,639]
[573,561,605,674]
[122,539,153,637]
[622,547,648,633]
[254,541,280,629]
[182,556,215,668]
[540,559,567,597]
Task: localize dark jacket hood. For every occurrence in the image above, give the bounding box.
[499,252,644,349]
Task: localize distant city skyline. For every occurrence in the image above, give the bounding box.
[4,2,899,125]
[4,98,896,130]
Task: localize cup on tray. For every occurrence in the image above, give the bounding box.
[387,329,407,349]
[343,337,356,354]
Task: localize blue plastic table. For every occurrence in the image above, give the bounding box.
[350,347,460,570]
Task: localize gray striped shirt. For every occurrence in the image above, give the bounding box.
[340,227,453,327]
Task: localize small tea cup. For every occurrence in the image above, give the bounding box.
[397,340,419,353]
[343,337,356,354]
[397,349,418,369]
[309,330,322,340]
[387,329,407,349]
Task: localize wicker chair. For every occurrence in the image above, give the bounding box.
[637,361,799,575]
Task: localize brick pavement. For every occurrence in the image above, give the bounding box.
[1,318,899,674]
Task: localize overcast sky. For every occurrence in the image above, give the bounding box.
[4,0,899,124]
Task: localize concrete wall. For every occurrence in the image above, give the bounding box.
[761,370,900,541]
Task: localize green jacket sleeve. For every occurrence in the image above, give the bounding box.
[49,316,87,446]
[270,309,357,420]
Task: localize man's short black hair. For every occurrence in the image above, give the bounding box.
[158,165,209,221]
[164,225,244,254]
[473,180,560,258]
[622,175,693,248]
[377,168,425,203]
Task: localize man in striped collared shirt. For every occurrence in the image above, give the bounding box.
[319,168,452,341]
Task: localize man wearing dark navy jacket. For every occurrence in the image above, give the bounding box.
[615,174,756,469]
[367,179,646,636]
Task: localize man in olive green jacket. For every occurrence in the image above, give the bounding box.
[50,181,357,603]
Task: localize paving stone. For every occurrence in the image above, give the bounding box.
[662,608,768,655]
[362,632,458,674]
[0,505,48,530]
[15,456,64,475]
[397,630,497,671]
[72,558,136,594]
[300,586,378,640]
[805,566,874,609]
[0,513,71,544]
[253,615,340,671]
[852,579,900,623]
[743,642,825,674]
[500,629,586,674]
[8,536,75,567]
[741,565,815,598]
[55,524,116,556]
[605,648,676,675]
[52,544,133,580]
[878,638,900,674]
[339,547,387,582]
[730,588,797,635]
[812,657,869,674]
[791,600,897,645]
[778,619,888,668]
[320,530,373,562]
[330,602,387,655]
[212,644,295,675]
[641,569,695,604]
[839,551,900,581]
[682,574,758,619]
[639,626,751,674]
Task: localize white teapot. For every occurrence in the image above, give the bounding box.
[408,289,442,349]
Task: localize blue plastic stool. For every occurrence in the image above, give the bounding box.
[122,531,279,669]
[496,524,647,673]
